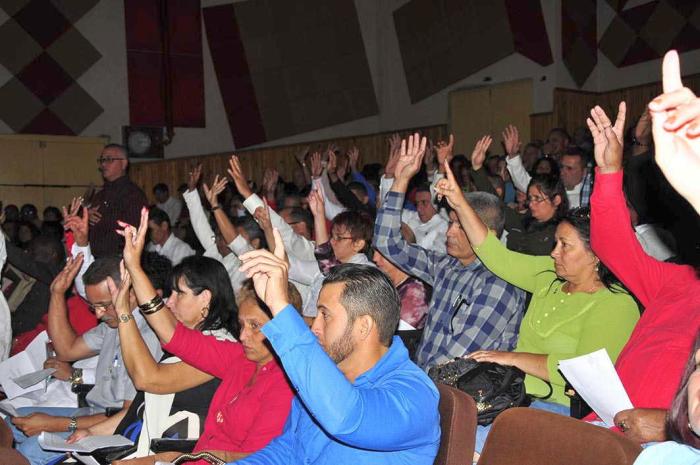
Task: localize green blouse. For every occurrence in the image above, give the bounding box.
[473,233,640,406]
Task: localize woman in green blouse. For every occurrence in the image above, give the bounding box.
[433,158,640,455]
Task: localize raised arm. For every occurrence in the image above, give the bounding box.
[588,101,688,305]
[64,198,93,298]
[117,208,179,344]
[47,255,96,361]
[185,165,220,254]
[307,189,328,244]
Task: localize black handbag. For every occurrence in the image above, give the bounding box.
[428,357,552,425]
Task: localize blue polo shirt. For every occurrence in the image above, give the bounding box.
[236,305,441,465]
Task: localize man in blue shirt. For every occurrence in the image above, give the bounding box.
[237,229,440,465]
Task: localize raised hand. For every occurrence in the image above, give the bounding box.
[107,260,132,315]
[50,254,84,295]
[116,207,149,271]
[294,145,310,166]
[203,174,229,208]
[309,151,323,178]
[502,125,522,158]
[239,228,289,315]
[384,141,402,179]
[470,135,493,171]
[262,168,279,198]
[187,164,203,192]
[586,101,626,173]
[62,197,89,247]
[648,50,700,212]
[307,189,325,219]
[435,134,455,173]
[347,147,360,172]
[435,160,467,210]
[394,132,427,185]
[227,155,253,199]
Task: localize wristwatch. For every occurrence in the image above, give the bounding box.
[68,416,77,433]
[69,368,83,385]
[118,313,134,324]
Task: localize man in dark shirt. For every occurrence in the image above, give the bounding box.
[88,144,148,257]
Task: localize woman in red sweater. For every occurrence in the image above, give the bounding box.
[587,98,700,444]
[112,208,299,464]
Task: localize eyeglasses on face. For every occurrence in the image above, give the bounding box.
[330,234,354,242]
[526,195,550,204]
[97,157,125,165]
[83,298,114,313]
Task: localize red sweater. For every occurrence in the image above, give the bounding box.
[163,324,294,456]
[590,170,700,410]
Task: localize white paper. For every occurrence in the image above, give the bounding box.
[39,432,133,453]
[398,320,416,331]
[558,349,633,426]
[0,400,19,417]
[71,453,101,465]
[0,331,51,398]
[13,368,56,388]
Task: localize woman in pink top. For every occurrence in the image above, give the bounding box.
[587,97,700,445]
[113,209,300,465]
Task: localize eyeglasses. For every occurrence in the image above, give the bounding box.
[330,234,354,242]
[83,298,114,313]
[97,157,125,165]
[526,195,550,204]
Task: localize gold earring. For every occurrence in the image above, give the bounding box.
[200,306,209,319]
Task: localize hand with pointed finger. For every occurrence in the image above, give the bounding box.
[648,50,700,213]
[187,164,203,192]
[50,254,84,295]
[434,160,467,210]
[586,101,627,174]
[239,229,289,315]
[116,207,149,271]
[470,135,493,171]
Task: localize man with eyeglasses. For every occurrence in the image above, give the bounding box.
[8,255,162,465]
[88,144,147,257]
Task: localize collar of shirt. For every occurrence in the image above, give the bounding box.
[353,336,410,387]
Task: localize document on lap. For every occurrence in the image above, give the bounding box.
[558,349,633,427]
[38,432,133,453]
[0,331,53,398]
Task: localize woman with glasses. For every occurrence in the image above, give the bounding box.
[434,160,640,455]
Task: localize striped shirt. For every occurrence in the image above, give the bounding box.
[374,191,526,370]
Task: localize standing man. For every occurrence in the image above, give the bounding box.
[89,144,148,257]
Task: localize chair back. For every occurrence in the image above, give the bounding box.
[478,408,642,465]
[434,383,478,465]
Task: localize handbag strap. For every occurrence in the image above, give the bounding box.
[171,452,226,465]
[529,380,554,401]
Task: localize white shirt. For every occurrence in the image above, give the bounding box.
[156,196,183,226]
[635,224,675,262]
[0,236,11,361]
[147,234,195,266]
[566,180,584,209]
[401,210,448,254]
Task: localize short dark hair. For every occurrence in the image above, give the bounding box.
[141,252,172,296]
[171,256,238,334]
[667,330,700,449]
[323,264,400,346]
[331,211,373,255]
[149,206,170,228]
[153,183,169,195]
[562,148,586,168]
[532,157,560,178]
[103,143,128,158]
[29,234,65,267]
[548,127,571,141]
[237,279,303,322]
[415,183,432,195]
[281,207,313,234]
[43,206,62,222]
[465,192,505,237]
[233,215,266,249]
[347,181,368,198]
[83,256,122,287]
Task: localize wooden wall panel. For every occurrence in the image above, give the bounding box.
[130,125,447,203]
[529,112,553,142]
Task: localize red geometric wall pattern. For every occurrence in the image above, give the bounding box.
[599,0,700,67]
[0,0,103,135]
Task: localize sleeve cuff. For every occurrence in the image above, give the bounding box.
[505,155,522,167]
[592,168,623,198]
[230,235,252,256]
[262,305,315,357]
[383,191,405,211]
[182,189,198,205]
[243,193,265,215]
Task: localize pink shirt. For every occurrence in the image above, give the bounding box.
[590,170,700,411]
[164,323,294,456]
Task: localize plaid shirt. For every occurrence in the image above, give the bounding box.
[374,191,526,370]
[579,171,593,208]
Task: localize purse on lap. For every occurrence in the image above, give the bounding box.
[428,357,552,425]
